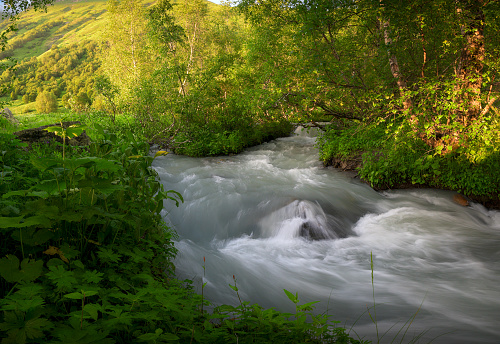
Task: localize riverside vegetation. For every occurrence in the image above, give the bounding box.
[1,0,500,341]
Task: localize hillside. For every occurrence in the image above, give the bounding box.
[0,0,109,62]
[0,0,225,114]
[0,0,222,62]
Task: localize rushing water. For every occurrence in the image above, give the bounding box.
[153,127,500,343]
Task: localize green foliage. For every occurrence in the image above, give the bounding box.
[2,42,100,115]
[93,75,119,121]
[34,90,57,113]
[0,128,185,343]
[317,121,386,163]
[0,116,17,132]
[318,120,500,200]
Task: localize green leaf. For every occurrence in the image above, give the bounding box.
[161,332,180,341]
[77,177,123,195]
[92,158,122,172]
[297,300,319,311]
[66,125,87,138]
[45,265,78,291]
[283,289,298,304]
[62,157,96,172]
[137,328,163,341]
[45,125,65,137]
[34,179,65,196]
[0,216,25,229]
[64,289,97,300]
[0,256,43,283]
[97,248,121,264]
[12,227,54,246]
[30,157,61,171]
[83,304,101,321]
[0,311,53,343]
[224,319,235,330]
[1,296,45,312]
[65,292,84,300]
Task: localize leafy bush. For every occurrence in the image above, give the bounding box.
[317,120,386,163]
[318,120,500,200]
[35,91,58,113]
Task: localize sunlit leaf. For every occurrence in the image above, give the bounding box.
[153,150,168,159]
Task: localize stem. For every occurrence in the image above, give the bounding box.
[81,291,85,330]
[233,275,244,309]
[201,256,205,315]
[5,282,18,298]
[20,228,24,259]
[371,252,379,343]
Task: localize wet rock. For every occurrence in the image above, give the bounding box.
[453,194,469,207]
[299,221,335,240]
[13,121,90,147]
[328,156,362,171]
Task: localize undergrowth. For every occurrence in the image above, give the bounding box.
[317,119,500,201]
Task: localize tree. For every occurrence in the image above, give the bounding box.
[35,91,57,113]
[100,0,152,105]
[94,74,119,121]
[237,0,500,152]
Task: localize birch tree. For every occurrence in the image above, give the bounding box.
[101,0,152,105]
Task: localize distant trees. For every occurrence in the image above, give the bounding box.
[1,0,56,66]
[1,42,99,110]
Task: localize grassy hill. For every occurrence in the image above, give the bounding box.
[0,0,222,62]
[0,0,109,62]
[0,0,223,115]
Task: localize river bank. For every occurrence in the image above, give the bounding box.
[323,152,500,210]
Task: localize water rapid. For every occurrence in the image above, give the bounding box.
[153,127,500,343]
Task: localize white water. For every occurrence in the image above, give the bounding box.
[154,128,500,343]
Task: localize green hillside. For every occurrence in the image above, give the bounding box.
[0,0,225,115]
[0,0,221,62]
[0,0,109,62]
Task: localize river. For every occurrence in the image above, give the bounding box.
[153,127,500,343]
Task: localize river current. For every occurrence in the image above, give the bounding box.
[153,127,500,343]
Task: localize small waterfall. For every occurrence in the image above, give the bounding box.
[259,200,342,240]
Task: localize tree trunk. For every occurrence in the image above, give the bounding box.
[455,0,485,124]
[381,19,412,112]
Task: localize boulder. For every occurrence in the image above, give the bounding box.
[13,121,91,147]
[1,108,20,125]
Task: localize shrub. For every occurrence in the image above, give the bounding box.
[35,90,58,113]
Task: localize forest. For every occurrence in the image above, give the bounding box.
[1,0,500,342]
